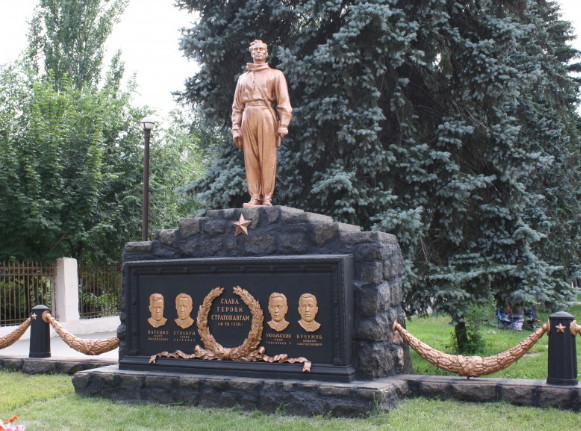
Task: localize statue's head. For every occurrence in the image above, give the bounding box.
[148,293,164,321]
[268,292,288,322]
[249,39,268,62]
[175,293,193,320]
[298,293,318,323]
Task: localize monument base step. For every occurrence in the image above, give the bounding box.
[72,365,406,417]
[73,367,581,416]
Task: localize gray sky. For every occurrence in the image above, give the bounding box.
[0,1,580,120]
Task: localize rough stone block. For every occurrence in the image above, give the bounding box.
[202,219,230,236]
[22,360,55,374]
[205,209,224,218]
[389,280,403,306]
[384,246,405,281]
[336,222,362,232]
[179,218,203,238]
[221,208,239,220]
[502,383,538,406]
[124,241,153,253]
[199,238,223,256]
[356,261,385,285]
[311,222,339,247]
[245,233,276,255]
[152,243,180,259]
[539,385,575,409]
[281,209,332,224]
[355,341,394,379]
[355,313,391,341]
[156,229,177,246]
[317,385,351,397]
[419,380,451,399]
[0,358,24,371]
[119,374,145,391]
[278,234,308,254]
[339,231,377,245]
[264,206,300,223]
[356,281,391,317]
[177,239,198,256]
[223,236,241,254]
[452,381,497,402]
[71,372,90,391]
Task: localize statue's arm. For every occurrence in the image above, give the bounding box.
[275,72,292,130]
[231,75,245,148]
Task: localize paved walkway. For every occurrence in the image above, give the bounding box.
[1,330,118,361]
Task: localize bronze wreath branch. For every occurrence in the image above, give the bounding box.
[42,312,119,355]
[392,320,549,377]
[571,320,581,336]
[0,317,31,350]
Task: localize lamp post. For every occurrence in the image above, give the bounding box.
[140,116,156,241]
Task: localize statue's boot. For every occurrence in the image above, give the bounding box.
[243,195,262,208]
[262,195,273,207]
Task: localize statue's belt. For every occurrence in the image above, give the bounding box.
[245,100,270,106]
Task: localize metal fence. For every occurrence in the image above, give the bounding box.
[0,261,55,326]
[78,264,122,319]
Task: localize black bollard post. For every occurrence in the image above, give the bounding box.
[29,304,51,358]
[546,311,577,385]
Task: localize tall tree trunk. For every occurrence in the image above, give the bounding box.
[454,321,469,353]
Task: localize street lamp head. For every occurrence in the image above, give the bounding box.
[140,116,157,130]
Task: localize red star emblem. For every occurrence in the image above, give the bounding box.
[232,214,251,236]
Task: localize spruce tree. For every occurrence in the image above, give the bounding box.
[178,0,581,350]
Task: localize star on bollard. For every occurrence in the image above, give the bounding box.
[31,313,37,320]
[555,323,566,333]
[232,214,251,236]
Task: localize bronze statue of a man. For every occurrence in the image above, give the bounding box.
[231,39,292,207]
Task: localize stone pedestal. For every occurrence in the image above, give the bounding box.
[79,206,411,415]
[120,206,410,379]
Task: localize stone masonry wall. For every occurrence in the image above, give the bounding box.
[120,206,411,379]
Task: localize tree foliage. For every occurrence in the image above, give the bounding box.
[178,0,581,349]
[27,0,128,90]
[0,63,204,263]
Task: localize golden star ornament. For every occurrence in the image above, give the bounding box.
[555,323,566,333]
[232,214,251,236]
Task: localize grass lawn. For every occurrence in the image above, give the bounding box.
[1,297,580,429]
[0,370,580,431]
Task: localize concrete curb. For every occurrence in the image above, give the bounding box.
[0,356,115,375]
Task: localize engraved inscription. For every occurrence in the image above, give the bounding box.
[173,329,196,343]
[264,331,292,347]
[147,329,169,342]
[212,297,250,327]
[296,333,323,347]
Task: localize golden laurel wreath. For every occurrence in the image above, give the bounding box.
[149,286,311,371]
[195,285,264,360]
